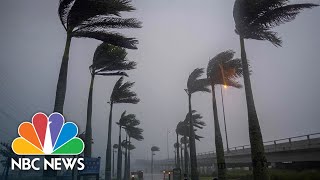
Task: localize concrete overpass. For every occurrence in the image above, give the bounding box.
[134,133,320,174]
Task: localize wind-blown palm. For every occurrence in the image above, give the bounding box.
[233,1,318,179]
[125,126,143,180]
[185,68,210,180]
[115,111,141,180]
[207,50,243,180]
[55,0,141,114]
[85,43,136,157]
[176,110,205,176]
[106,78,139,180]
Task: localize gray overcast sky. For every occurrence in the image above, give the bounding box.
[1,0,320,171]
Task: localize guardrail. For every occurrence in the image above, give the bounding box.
[197,132,320,156]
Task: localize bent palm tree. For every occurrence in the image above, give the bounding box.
[207,50,243,180]
[185,68,210,180]
[85,43,136,157]
[233,1,318,179]
[116,111,139,180]
[56,0,141,114]
[176,110,205,177]
[126,126,143,179]
[107,79,139,180]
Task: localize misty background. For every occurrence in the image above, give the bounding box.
[1,0,320,172]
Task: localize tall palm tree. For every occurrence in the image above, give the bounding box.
[116,111,138,180]
[106,77,139,180]
[207,50,243,180]
[56,0,141,114]
[185,68,210,180]
[151,146,160,180]
[85,43,136,157]
[233,1,318,179]
[113,144,119,178]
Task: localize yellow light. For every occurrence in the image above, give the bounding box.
[169,172,171,175]
[224,85,227,89]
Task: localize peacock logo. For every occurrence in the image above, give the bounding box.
[12,112,84,155]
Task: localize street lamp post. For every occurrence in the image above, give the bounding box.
[220,85,229,152]
[167,129,170,160]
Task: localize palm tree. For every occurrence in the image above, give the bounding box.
[233,1,318,179]
[126,126,143,179]
[0,142,17,180]
[176,110,205,177]
[56,0,141,114]
[116,111,139,180]
[180,135,189,176]
[174,127,181,169]
[85,43,136,158]
[207,50,243,180]
[185,68,210,180]
[121,139,136,180]
[151,146,160,180]
[113,144,119,178]
[106,77,139,180]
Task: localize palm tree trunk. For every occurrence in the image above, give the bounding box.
[105,102,114,180]
[113,148,115,178]
[124,135,128,180]
[54,31,72,113]
[151,151,153,180]
[188,94,199,180]
[240,36,269,180]
[117,126,123,180]
[176,133,180,169]
[44,31,72,179]
[128,137,131,179]
[84,74,95,157]
[180,145,184,173]
[183,137,189,178]
[211,84,226,180]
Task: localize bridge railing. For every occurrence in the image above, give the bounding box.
[196,132,320,156]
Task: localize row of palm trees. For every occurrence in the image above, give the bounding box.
[172,1,318,180]
[55,0,143,180]
[53,1,318,180]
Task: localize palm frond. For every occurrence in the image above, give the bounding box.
[233,0,318,46]
[207,50,244,88]
[76,17,142,31]
[127,126,144,141]
[67,0,135,29]
[91,43,137,73]
[72,30,138,49]
[111,78,140,104]
[151,146,160,152]
[253,3,318,29]
[58,0,75,30]
[187,68,210,94]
